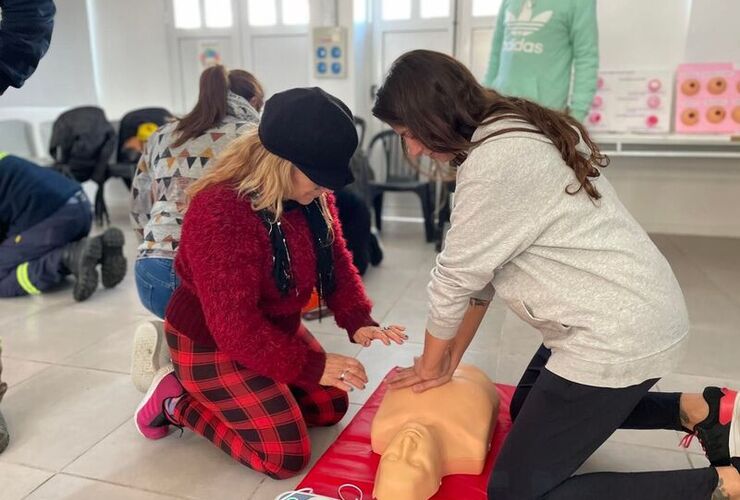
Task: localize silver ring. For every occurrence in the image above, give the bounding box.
[381,325,390,331]
[339,369,347,381]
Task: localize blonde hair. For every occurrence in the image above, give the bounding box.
[187,129,334,233]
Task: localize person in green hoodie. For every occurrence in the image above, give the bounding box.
[483,0,599,122]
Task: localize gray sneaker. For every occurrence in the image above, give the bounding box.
[131,320,171,393]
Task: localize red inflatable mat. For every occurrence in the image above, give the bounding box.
[297,370,515,499]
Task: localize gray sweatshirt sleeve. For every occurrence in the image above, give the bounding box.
[425,138,549,339]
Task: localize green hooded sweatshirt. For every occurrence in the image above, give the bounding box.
[483,0,599,122]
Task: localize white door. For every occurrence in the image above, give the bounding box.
[455,0,502,81]
[167,0,312,112]
[167,0,241,112]
[177,36,237,110]
[368,0,456,141]
[238,0,311,97]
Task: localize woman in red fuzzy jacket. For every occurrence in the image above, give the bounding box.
[133,88,407,479]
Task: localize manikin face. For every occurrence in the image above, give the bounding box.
[374,423,443,500]
[391,125,456,163]
[288,167,332,205]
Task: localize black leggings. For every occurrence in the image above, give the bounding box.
[488,344,719,499]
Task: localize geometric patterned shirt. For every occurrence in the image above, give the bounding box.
[130,93,259,259]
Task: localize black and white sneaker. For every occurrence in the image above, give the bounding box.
[680,387,740,467]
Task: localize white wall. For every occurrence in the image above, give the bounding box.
[684,0,740,64]
[597,0,739,70]
[87,0,175,119]
[307,0,357,112]
[0,0,98,108]
[353,0,374,140]
[597,0,693,71]
[467,0,736,77]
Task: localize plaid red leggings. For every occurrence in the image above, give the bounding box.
[165,323,348,479]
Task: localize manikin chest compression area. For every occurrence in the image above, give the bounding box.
[370,365,500,500]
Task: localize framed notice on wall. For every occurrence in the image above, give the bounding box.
[198,40,224,70]
[675,63,738,135]
[585,69,674,134]
[313,27,347,79]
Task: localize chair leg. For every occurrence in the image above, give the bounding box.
[416,185,434,243]
[372,191,384,232]
[94,184,110,227]
[435,194,452,251]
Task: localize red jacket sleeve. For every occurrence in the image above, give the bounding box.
[181,190,326,387]
[324,194,378,341]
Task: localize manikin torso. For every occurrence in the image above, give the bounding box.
[371,364,500,500]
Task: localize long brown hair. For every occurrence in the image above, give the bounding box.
[372,50,609,200]
[173,65,264,147]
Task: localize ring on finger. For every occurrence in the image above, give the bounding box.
[339,369,348,381]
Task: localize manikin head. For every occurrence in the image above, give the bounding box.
[373,422,443,500]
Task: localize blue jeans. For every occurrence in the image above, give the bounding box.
[135,258,179,319]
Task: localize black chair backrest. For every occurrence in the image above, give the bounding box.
[368,129,419,183]
[353,116,366,148]
[116,107,172,163]
[345,147,375,207]
[48,106,116,184]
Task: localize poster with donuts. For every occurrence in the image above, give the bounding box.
[585,70,673,134]
[675,62,738,134]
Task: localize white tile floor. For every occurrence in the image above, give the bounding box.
[1,183,739,499]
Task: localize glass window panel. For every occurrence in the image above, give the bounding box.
[472,0,502,17]
[204,0,232,27]
[420,0,449,19]
[174,0,201,29]
[382,0,411,20]
[247,0,277,26]
[282,0,310,25]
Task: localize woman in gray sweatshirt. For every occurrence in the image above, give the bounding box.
[373,50,739,500]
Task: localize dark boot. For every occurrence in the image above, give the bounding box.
[62,237,102,302]
[0,347,5,454]
[369,229,384,266]
[99,227,127,288]
[0,410,8,454]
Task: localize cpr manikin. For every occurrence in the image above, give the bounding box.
[371,364,499,500]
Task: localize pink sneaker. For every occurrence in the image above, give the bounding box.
[135,366,183,440]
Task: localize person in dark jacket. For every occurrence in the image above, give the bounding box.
[0,0,56,457]
[0,154,127,301]
[0,0,55,94]
[334,188,383,276]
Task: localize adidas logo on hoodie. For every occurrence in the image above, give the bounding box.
[502,1,552,54]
